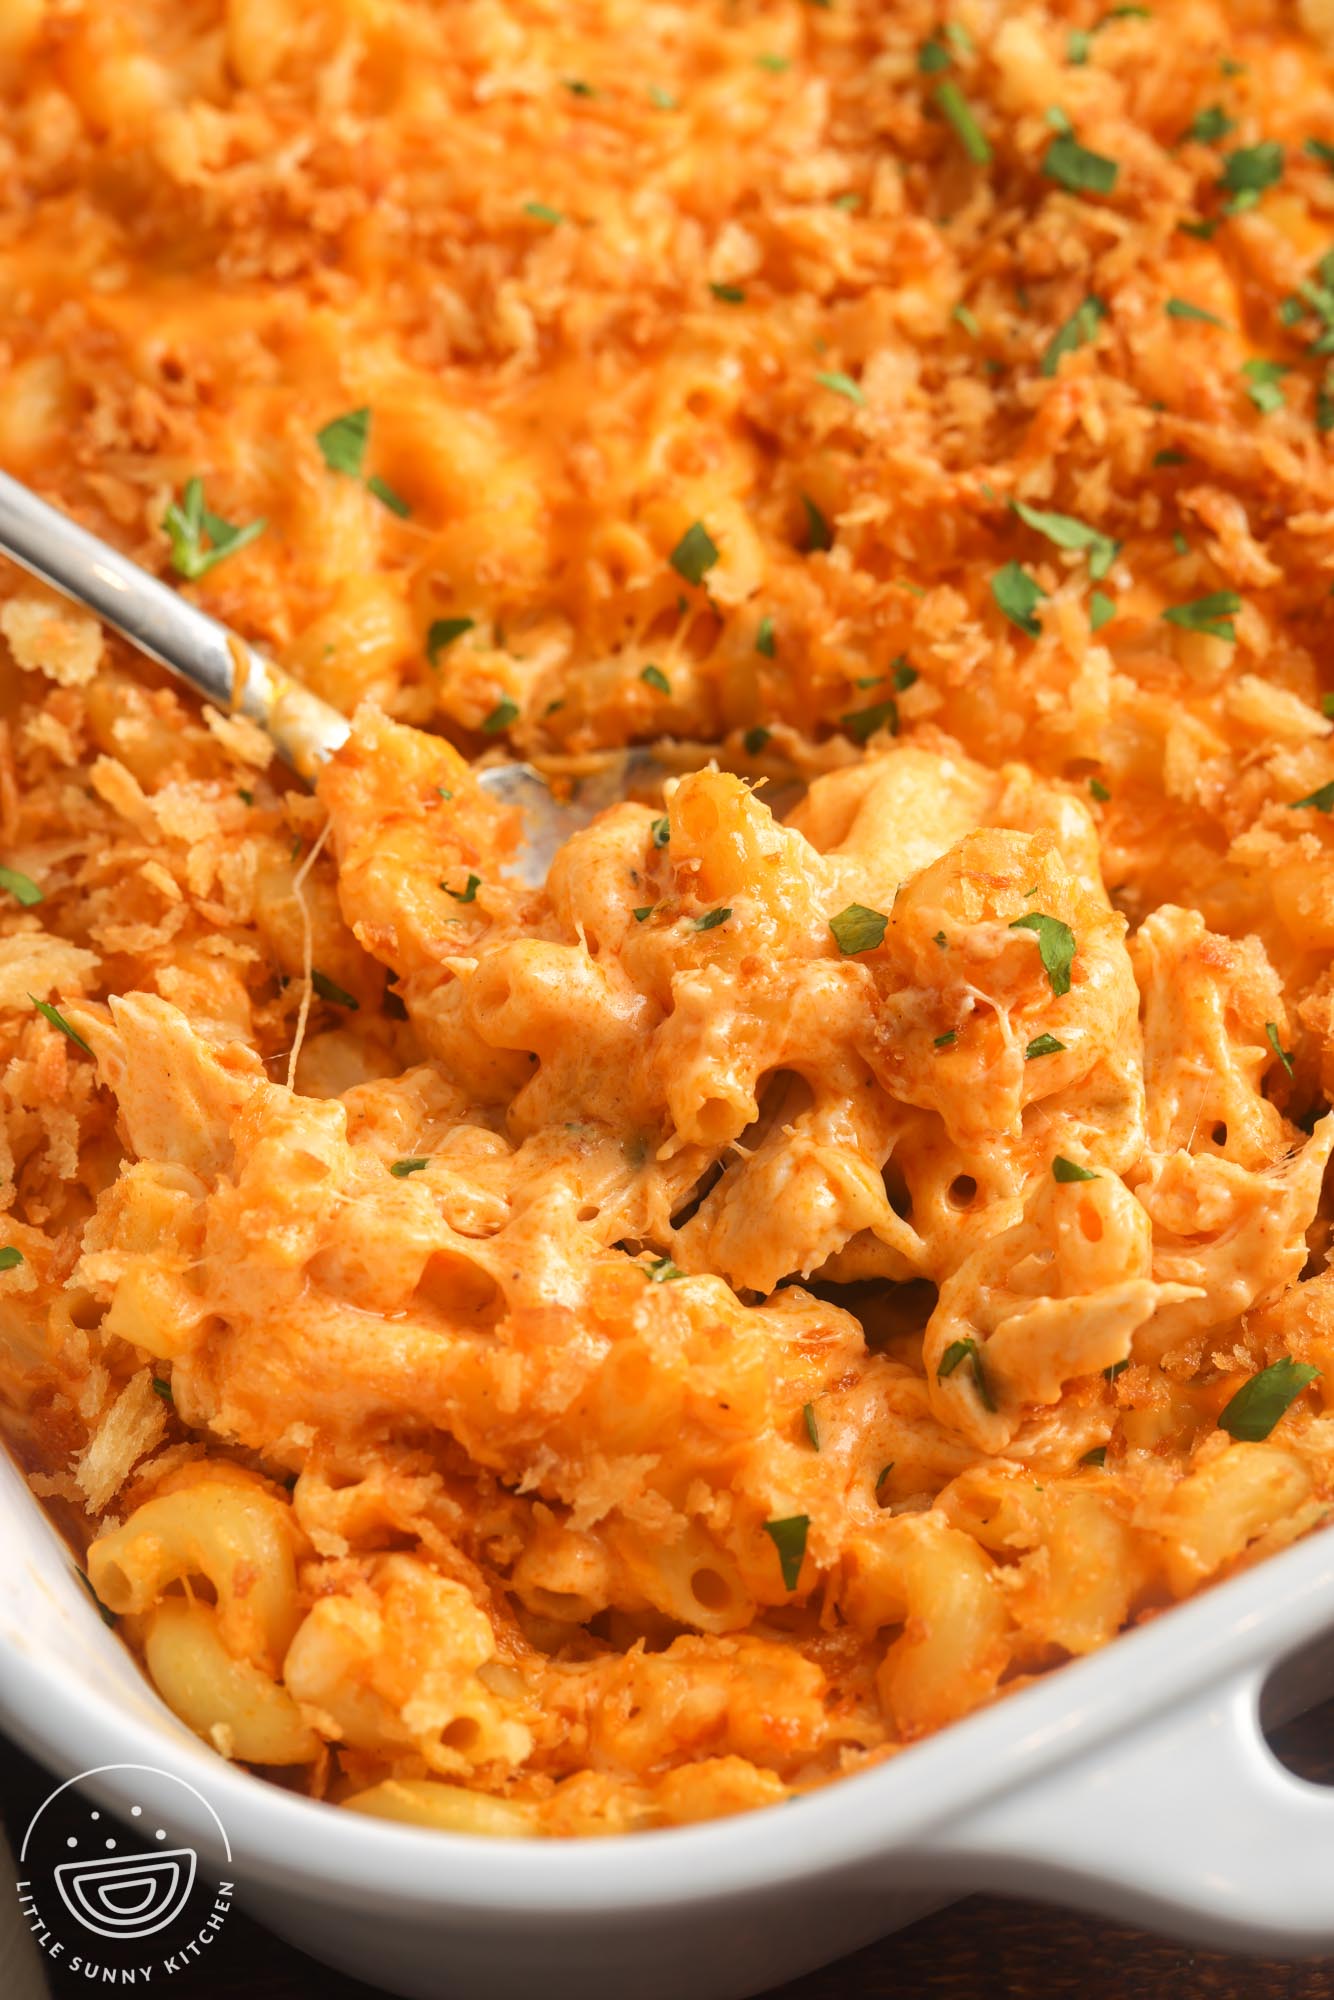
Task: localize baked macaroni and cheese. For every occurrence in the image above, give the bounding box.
[5,0,1334,1834]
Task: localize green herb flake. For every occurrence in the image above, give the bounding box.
[1166,297,1225,326]
[933,81,992,166]
[953,302,981,337]
[523,200,564,224]
[693,907,732,932]
[1242,357,1288,413]
[710,282,747,304]
[832,192,862,211]
[650,816,671,847]
[649,84,678,108]
[991,561,1047,638]
[743,725,771,754]
[1025,1032,1066,1059]
[1046,105,1074,135]
[1322,694,1334,719]
[1218,1356,1320,1440]
[646,1255,684,1283]
[316,407,370,478]
[934,1029,958,1047]
[876,1462,895,1487]
[1105,1357,1130,1381]
[1009,911,1077,996]
[367,474,411,518]
[1306,138,1334,169]
[0,864,42,907]
[162,477,266,580]
[1153,449,1188,466]
[803,1402,821,1450]
[1011,499,1118,579]
[933,930,948,949]
[446,873,482,903]
[633,906,655,923]
[0,1246,23,1271]
[28,995,92,1053]
[945,20,974,52]
[841,697,899,743]
[1090,591,1117,631]
[482,698,519,733]
[937,1335,996,1411]
[670,520,720,586]
[1081,1446,1108,1467]
[1068,29,1091,63]
[1043,134,1119,197]
[640,664,671,694]
[755,615,776,658]
[390,1158,429,1178]
[1220,140,1283,211]
[1265,1021,1295,1077]
[427,617,475,664]
[802,493,834,552]
[1090,776,1112,801]
[1041,296,1106,377]
[311,969,359,1010]
[1052,1154,1099,1181]
[755,53,791,72]
[816,369,867,406]
[1290,780,1334,813]
[918,37,951,73]
[763,1514,810,1591]
[1161,590,1241,641]
[829,903,888,955]
[1188,105,1235,144]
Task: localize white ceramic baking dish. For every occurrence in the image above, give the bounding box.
[4,1439,1334,2000]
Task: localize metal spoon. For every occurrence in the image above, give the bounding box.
[0,470,671,884]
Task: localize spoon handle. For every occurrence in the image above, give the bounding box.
[0,469,350,775]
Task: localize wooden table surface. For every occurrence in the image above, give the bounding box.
[6,1712,1334,2000]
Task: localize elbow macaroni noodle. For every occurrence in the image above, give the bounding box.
[3,0,1334,1835]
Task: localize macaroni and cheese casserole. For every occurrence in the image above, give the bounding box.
[5,0,1334,1834]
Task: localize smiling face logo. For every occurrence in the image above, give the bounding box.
[17,1764,232,1978]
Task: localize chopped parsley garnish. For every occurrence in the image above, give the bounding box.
[693,907,732,932]
[1153,449,1187,467]
[1162,590,1241,641]
[937,1336,996,1411]
[1081,1446,1108,1467]
[316,407,370,477]
[310,969,358,1009]
[237,788,253,806]
[523,201,564,224]
[1052,1155,1099,1181]
[0,1246,23,1272]
[1011,500,1117,580]
[670,520,720,585]
[483,699,519,733]
[28,995,91,1053]
[1025,1033,1066,1059]
[151,1376,173,1400]
[0,865,42,907]
[763,1514,810,1591]
[427,617,474,664]
[446,873,481,903]
[841,697,899,743]
[755,53,791,73]
[367,474,410,517]
[1218,1357,1320,1439]
[649,84,678,108]
[1188,106,1235,144]
[1306,138,1334,169]
[953,302,981,337]
[650,816,671,847]
[1179,217,1221,241]
[744,726,771,753]
[1323,693,1334,719]
[991,561,1047,637]
[633,906,655,922]
[876,1462,895,1487]
[1046,106,1074,136]
[1242,358,1288,413]
[162,478,266,581]
[829,904,888,955]
[646,1255,684,1282]
[935,1029,957,1047]
[1290,781,1334,813]
[640,665,671,694]
[1266,1022,1295,1077]
[1105,1358,1130,1381]
[710,282,746,304]
[816,370,866,406]
[390,1158,429,1177]
[1090,591,1116,631]
[1040,295,1107,377]
[1166,297,1225,326]
[1220,141,1283,211]
[918,38,951,73]
[933,930,948,949]
[802,494,833,551]
[1090,776,1112,801]
[1044,134,1118,196]
[564,78,594,97]
[1009,911,1076,996]
[803,1402,821,1450]
[755,615,776,658]
[891,657,918,690]
[1068,27,1092,62]
[933,82,992,166]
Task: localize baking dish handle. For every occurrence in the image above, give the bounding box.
[917,1664,1334,1953]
